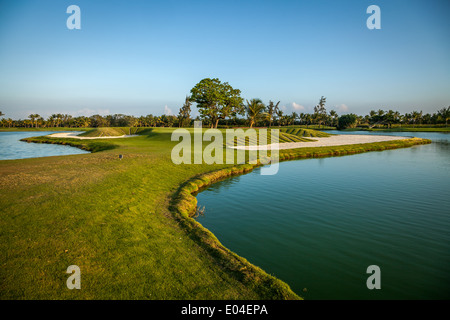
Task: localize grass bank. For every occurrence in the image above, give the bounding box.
[368,127,450,132]
[341,126,450,133]
[78,127,144,137]
[0,128,430,299]
[20,135,119,153]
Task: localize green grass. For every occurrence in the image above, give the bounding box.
[0,127,430,300]
[367,127,450,132]
[21,136,119,153]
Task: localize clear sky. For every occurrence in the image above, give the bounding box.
[0,0,449,119]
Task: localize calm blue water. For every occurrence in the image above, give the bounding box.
[196,131,450,299]
[0,132,89,160]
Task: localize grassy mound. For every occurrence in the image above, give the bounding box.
[225,127,330,147]
[78,127,143,137]
[280,127,331,138]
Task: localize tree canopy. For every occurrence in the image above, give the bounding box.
[189,78,244,128]
[338,113,358,129]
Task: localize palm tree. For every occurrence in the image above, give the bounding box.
[28,114,41,128]
[291,112,298,126]
[411,110,422,127]
[266,100,280,127]
[329,110,338,128]
[178,95,192,128]
[245,99,266,128]
[438,106,450,127]
[313,96,327,128]
[304,113,312,128]
[81,116,91,128]
[275,108,284,126]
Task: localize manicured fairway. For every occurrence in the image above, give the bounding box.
[0,128,429,299]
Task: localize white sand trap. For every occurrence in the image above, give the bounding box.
[47,132,138,139]
[230,134,410,150]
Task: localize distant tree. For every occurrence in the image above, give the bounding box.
[275,108,284,126]
[178,95,192,127]
[190,78,244,128]
[291,112,298,125]
[90,114,107,127]
[125,115,139,129]
[338,114,358,129]
[245,98,266,128]
[411,110,423,127]
[437,106,450,126]
[0,111,4,118]
[384,110,396,128]
[422,113,432,125]
[79,116,91,128]
[145,114,156,127]
[304,113,312,128]
[313,96,327,128]
[28,114,40,128]
[266,100,280,127]
[329,110,338,127]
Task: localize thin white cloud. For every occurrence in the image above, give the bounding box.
[164,105,173,116]
[336,104,349,113]
[73,108,110,116]
[292,102,305,111]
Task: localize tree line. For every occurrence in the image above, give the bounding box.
[1,78,448,129]
[185,78,449,129]
[0,112,181,129]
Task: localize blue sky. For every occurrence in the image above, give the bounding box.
[0,0,449,119]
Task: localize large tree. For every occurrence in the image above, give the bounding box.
[190,78,244,128]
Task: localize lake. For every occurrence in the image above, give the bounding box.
[0,131,89,160]
[196,131,450,299]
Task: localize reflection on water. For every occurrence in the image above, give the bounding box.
[197,132,450,299]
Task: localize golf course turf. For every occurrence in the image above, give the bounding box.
[0,127,430,299]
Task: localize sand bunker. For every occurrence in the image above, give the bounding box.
[47,132,138,139]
